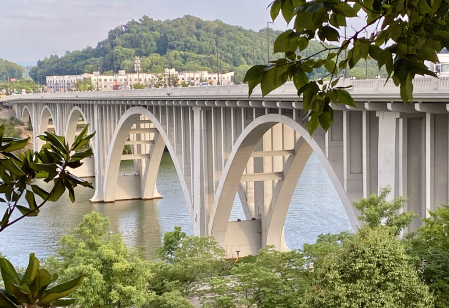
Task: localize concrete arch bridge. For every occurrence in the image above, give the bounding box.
[3,77,449,257]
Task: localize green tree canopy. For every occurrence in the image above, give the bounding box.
[407,205,449,308]
[302,226,434,308]
[46,212,153,308]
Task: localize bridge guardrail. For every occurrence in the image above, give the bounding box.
[4,77,449,103]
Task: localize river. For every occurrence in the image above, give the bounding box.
[0,153,352,266]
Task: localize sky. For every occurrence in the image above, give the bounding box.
[0,0,290,63]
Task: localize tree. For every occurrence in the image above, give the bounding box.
[353,186,416,235]
[302,226,434,308]
[407,205,449,308]
[0,125,95,233]
[203,247,311,308]
[73,78,93,91]
[150,228,228,298]
[157,226,186,263]
[245,0,449,134]
[46,211,154,308]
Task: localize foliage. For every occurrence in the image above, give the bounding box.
[46,211,154,308]
[245,0,449,134]
[143,290,193,308]
[0,124,95,232]
[302,226,434,308]
[0,118,24,139]
[150,228,227,298]
[157,226,186,263]
[0,59,23,82]
[0,253,85,308]
[407,204,449,308]
[133,83,145,89]
[0,79,40,95]
[72,78,93,91]
[204,247,311,308]
[302,231,353,267]
[354,186,417,234]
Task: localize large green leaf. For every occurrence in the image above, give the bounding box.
[281,0,295,23]
[0,160,25,177]
[16,205,39,217]
[48,180,66,202]
[0,258,21,295]
[21,254,39,285]
[0,138,29,153]
[33,269,51,298]
[25,190,38,212]
[40,274,87,303]
[31,185,50,200]
[336,89,356,107]
[9,283,32,304]
[270,0,282,21]
[39,132,67,153]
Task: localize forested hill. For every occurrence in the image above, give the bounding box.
[0,59,23,82]
[29,15,284,84]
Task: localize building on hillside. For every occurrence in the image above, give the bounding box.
[45,69,235,92]
[46,74,87,93]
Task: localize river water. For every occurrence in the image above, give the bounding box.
[0,153,352,266]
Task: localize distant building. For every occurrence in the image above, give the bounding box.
[46,69,235,92]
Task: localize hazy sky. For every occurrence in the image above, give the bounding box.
[0,0,289,63]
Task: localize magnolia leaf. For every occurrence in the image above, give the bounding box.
[0,258,21,296]
[21,254,39,285]
[1,138,29,153]
[40,275,87,303]
[31,185,50,200]
[0,160,25,176]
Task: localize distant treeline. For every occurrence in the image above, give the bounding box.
[29,15,385,85]
[0,59,23,82]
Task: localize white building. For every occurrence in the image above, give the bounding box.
[46,69,235,92]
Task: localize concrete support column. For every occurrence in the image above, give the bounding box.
[325,110,344,185]
[425,113,434,218]
[90,105,106,202]
[192,107,207,236]
[31,103,39,152]
[377,111,400,198]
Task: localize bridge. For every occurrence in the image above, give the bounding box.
[2,77,449,257]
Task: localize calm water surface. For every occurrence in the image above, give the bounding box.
[0,153,352,266]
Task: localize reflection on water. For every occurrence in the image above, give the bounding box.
[0,153,351,267]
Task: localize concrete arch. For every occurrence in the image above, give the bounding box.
[209,114,359,248]
[65,106,95,178]
[102,106,192,214]
[38,105,54,150]
[21,105,32,124]
[65,106,91,146]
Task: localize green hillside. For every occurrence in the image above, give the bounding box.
[0,59,23,82]
[29,15,282,84]
[29,15,384,85]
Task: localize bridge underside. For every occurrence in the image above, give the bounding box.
[8,82,449,257]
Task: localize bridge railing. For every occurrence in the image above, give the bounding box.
[4,76,449,102]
